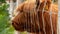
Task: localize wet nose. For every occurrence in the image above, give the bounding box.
[12,21,26,32]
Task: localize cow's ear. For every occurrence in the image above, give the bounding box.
[45,0,51,11]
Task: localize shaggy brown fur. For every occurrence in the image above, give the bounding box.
[12,0,58,34]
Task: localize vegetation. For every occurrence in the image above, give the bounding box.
[0,0,15,34]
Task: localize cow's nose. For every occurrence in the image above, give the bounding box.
[12,20,26,32]
[12,21,20,30]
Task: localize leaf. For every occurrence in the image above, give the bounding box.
[0,1,15,34]
[0,0,6,3]
[0,26,15,34]
[0,14,15,34]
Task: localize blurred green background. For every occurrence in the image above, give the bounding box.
[0,0,15,34]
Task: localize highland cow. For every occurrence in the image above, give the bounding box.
[12,0,58,34]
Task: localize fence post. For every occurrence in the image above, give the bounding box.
[58,0,60,34]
